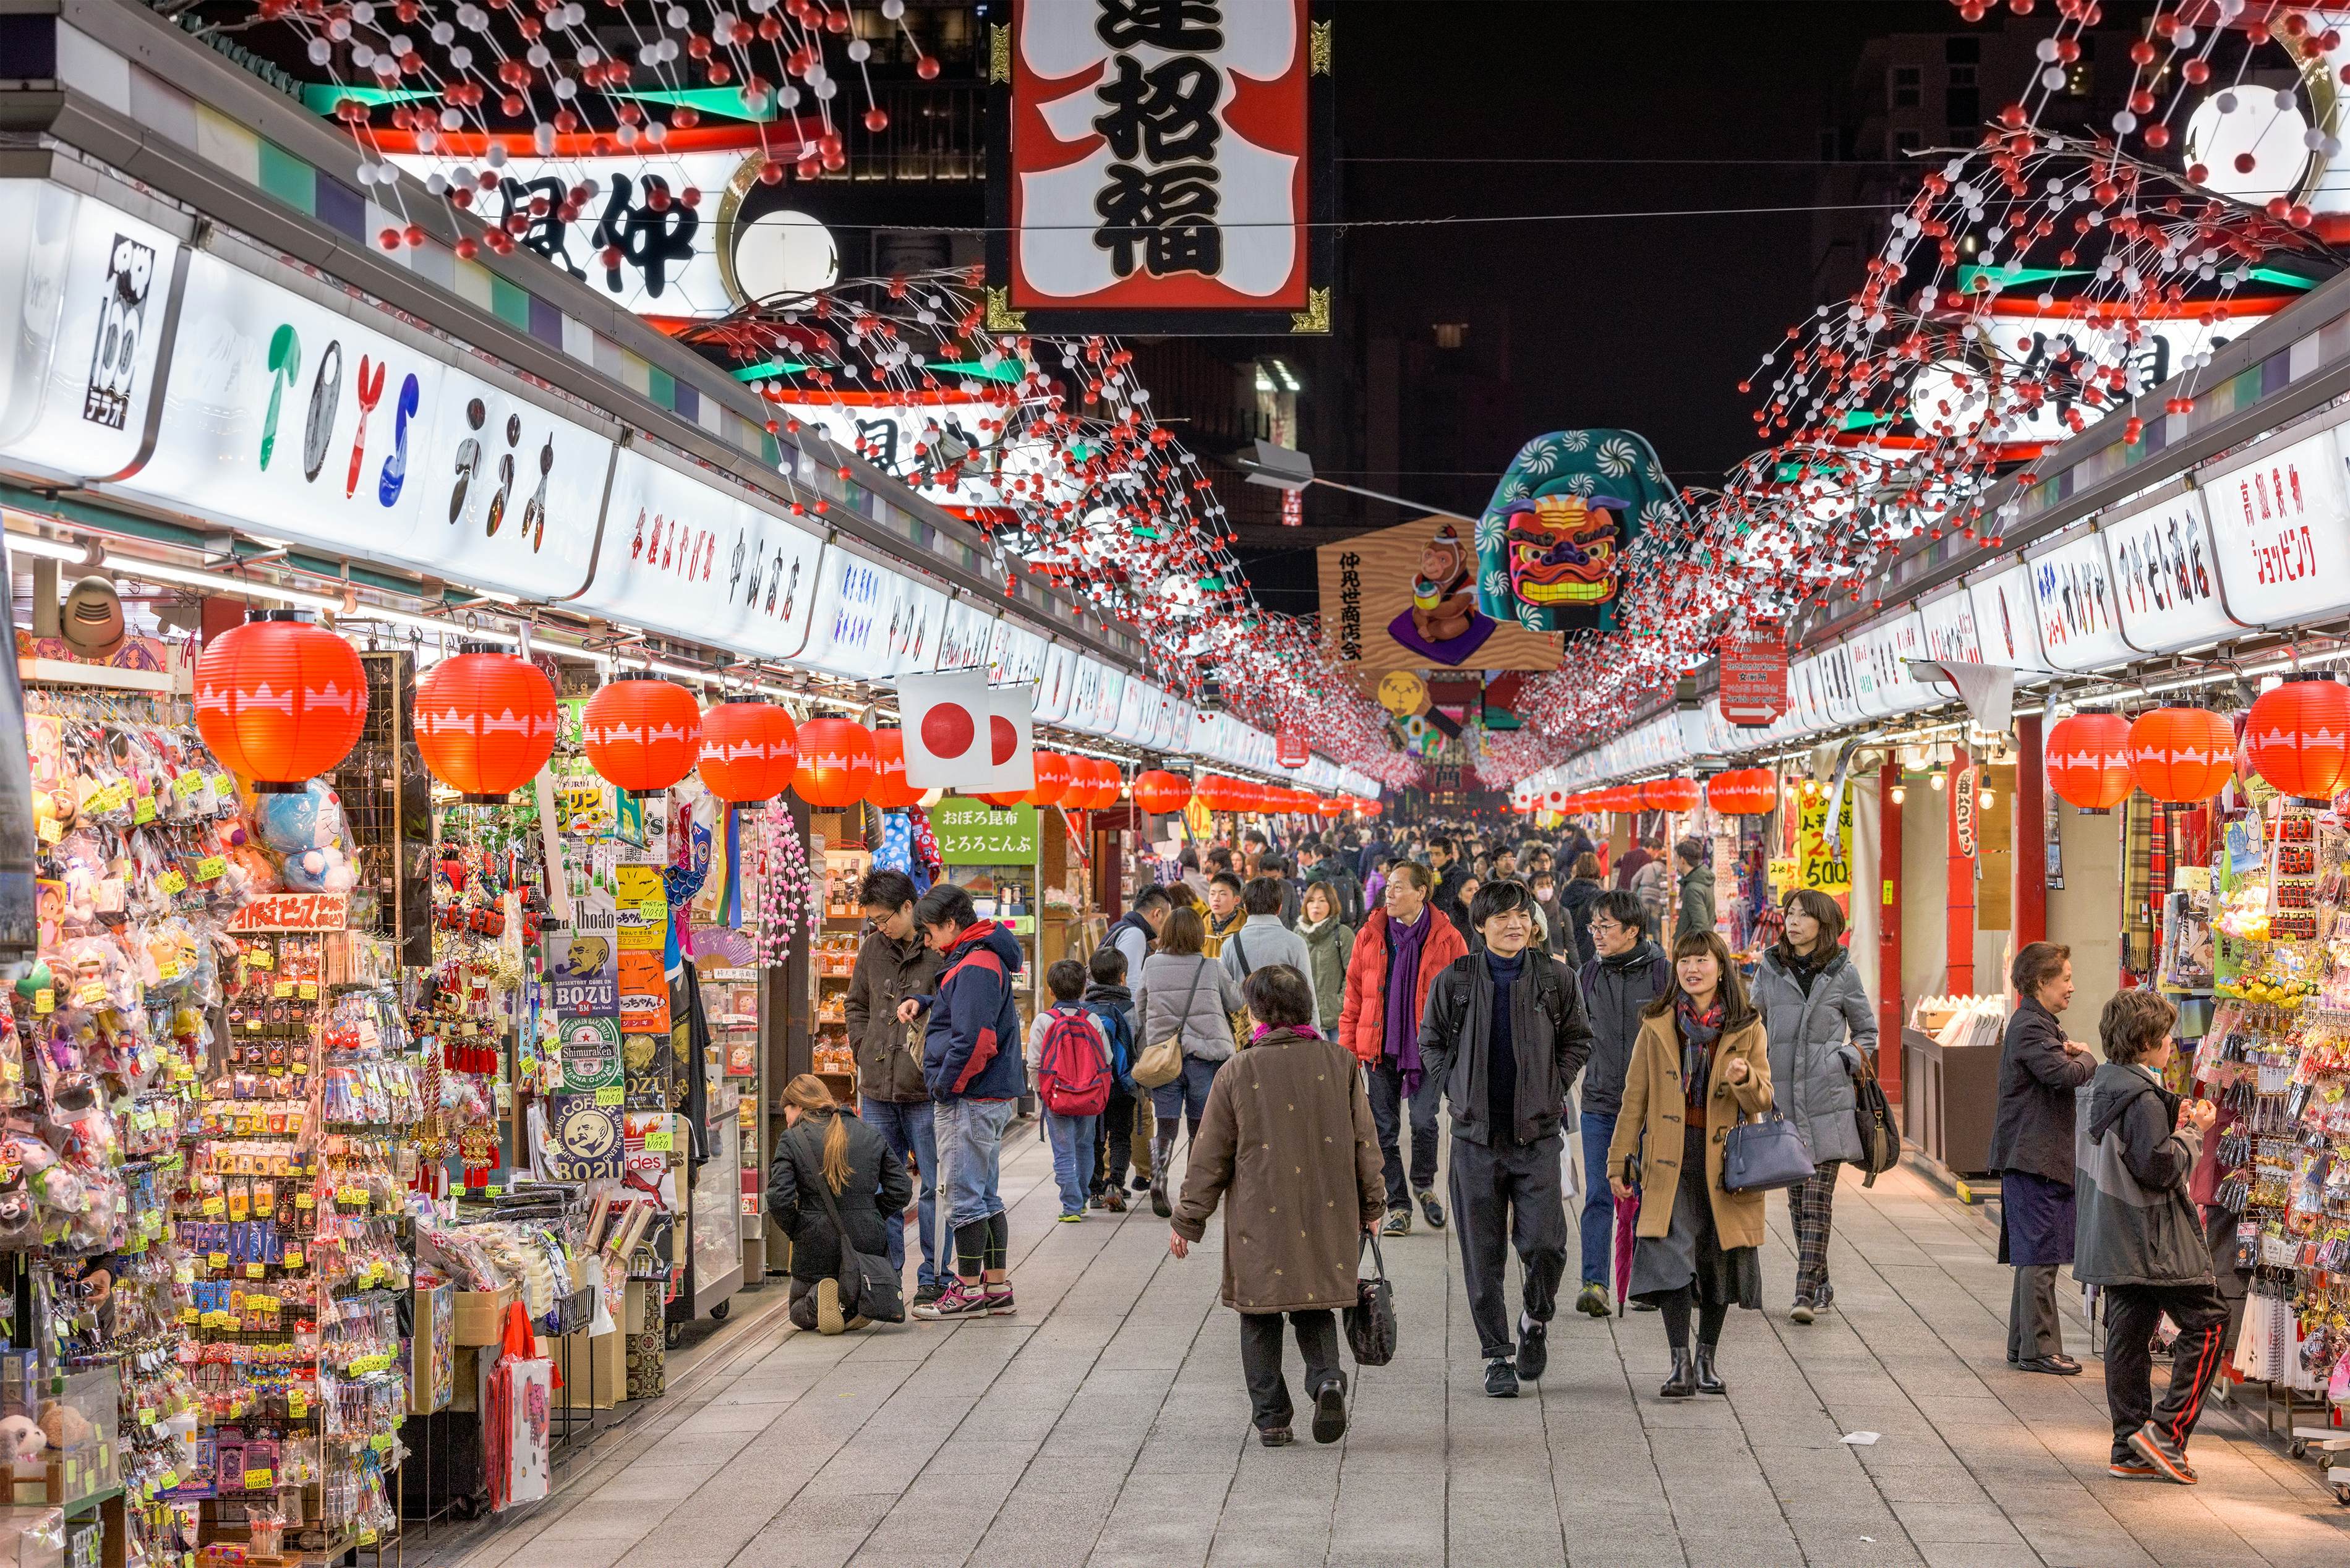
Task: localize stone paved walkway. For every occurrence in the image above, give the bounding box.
[425,1122,2350,1568]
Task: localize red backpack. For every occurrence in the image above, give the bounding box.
[1036,1007,1111,1117]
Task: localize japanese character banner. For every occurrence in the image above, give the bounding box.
[1472,430,1690,634]
[989,0,1335,333]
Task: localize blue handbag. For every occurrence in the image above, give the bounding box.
[1722,1110,1817,1194]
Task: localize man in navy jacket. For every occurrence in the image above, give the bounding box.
[899,882,1027,1320]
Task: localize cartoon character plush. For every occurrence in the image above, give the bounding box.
[1501,493,1628,609]
[254,782,356,895]
[0,1413,44,1463]
[1408,524,1481,646]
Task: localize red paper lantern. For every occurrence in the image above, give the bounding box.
[1707,768,1776,816]
[2126,707,2236,803]
[2247,676,2350,801]
[979,788,1028,807]
[1315,795,1344,818]
[412,644,557,803]
[866,730,925,811]
[194,611,368,793]
[696,700,800,804]
[1362,799,1383,817]
[1132,769,1192,814]
[2045,712,2134,810]
[583,673,701,795]
[1027,751,1071,807]
[793,716,877,807]
[1642,777,1701,812]
[1087,758,1122,809]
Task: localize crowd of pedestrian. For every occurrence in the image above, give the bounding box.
[759,804,2226,1485]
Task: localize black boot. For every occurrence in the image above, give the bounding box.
[1694,1342,1727,1395]
[1148,1131,1177,1219]
[1659,1349,1698,1399]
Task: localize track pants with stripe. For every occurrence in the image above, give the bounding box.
[2101,1279,2230,1464]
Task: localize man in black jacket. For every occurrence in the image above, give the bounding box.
[2075,989,2224,1484]
[847,870,946,1303]
[1419,880,1596,1399]
[1427,836,1471,939]
[1572,890,1668,1318]
[1986,941,2095,1374]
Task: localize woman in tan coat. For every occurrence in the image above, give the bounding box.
[1609,930,1773,1400]
[1171,965,1386,1448]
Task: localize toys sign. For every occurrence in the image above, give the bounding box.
[228,893,348,932]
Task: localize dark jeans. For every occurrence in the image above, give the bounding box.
[1092,1086,1139,1196]
[860,1096,938,1289]
[1365,1060,1442,1211]
[2103,1280,2230,1462]
[1449,1130,1570,1359]
[1238,1308,1341,1432]
[1578,1109,1617,1289]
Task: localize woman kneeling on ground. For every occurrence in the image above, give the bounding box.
[1170,964,1386,1448]
[767,1074,912,1334]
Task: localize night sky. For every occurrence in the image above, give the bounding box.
[1242,0,1965,613]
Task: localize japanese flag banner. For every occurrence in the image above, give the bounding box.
[899,668,1035,793]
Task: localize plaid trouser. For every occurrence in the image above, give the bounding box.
[1787,1161,1844,1303]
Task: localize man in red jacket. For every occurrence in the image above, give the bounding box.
[1338,862,1469,1235]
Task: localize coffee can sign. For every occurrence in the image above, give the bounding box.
[989,0,1335,334]
[1719,631,1788,726]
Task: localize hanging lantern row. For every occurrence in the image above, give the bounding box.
[2043,691,2348,811]
[1707,769,1779,816]
[193,611,370,794]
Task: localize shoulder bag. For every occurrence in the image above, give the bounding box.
[1132,957,1208,1089]
[1850,1054,1901,1186]
[1346,1232,1397,1366]
[803,1138,905,1324]
[1228,933,1254,1050]
[1722,1109,1818,1194]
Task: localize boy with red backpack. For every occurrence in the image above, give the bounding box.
[1027,959,1114,1221]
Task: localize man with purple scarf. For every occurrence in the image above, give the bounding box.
[1339,862,1469,1235]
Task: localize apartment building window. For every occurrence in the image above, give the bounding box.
[1891,65,1921,108]
[1894,129,1924,155]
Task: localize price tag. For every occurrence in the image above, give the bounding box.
[284,1246,304,1269]
[131,1108,156,1130]
[357,1530,379,1548]
[644,1128,675,1154]
[286,1392,308,1420]
[200,1197,223,1216]
[246,948,273,969]
[294,1191,315,1209]
[174,772,202,800]
[178,1306,196,1324]
[336,1185,368,1206]
[594,1086,623,1107]
[32,990,51,1016]
[297,981,318,1000]
[36,817,61,845]
[133,795,156,825]
[73,981,108,1008]
[273,981,293,999]
[242,1467,272,1491]
[194,855,226,882]
[368,1434,393,1454]
[157,871,187,897]
[206,1250,227,1269]
[212,772,234,798]
[639,898,665,922]
[245,1263,263,1279]
[160,1470,178,1492]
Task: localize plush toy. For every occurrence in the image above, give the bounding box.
[254,783,356,895]
[37,1399,93,1452]
[0,1413,45,1464]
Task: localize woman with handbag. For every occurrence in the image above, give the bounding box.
[1751,888,1879,1324]
[1169,965,1388,1447]
[766,1075,913,1334]
[1609,930,1774,1399]
[1131,903,1248,1219]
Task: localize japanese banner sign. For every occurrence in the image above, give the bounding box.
[936,799,1041,865]
[1718,629,1788,727]
[989,0,1336,334]
[229,893,348,932]
[1796,790,1854,898]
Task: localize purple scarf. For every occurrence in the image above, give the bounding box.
[1383,906,1434,1094]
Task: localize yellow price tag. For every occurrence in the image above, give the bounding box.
[200,1197,223,1216]
[287,1394,308,1420]
[273,981,293,999]
[32,990,51,1016]
[194,856,226,882]
[594,1086,623,1107]
[158,871,187,897]
[297,981,318,1000]
[74,981,108,1009]
[242,1467,271,1491]
[212,772,234,798]
[294,1191,315,1209]
[174,772,203,799]
[36,817,61,845]
[644,1128,675,1154]
[245,1263,263,1279]
[133,795,156,825]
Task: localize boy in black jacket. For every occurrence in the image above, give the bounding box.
[1083,947,1140,1214]
[1417,880,1594,1399]
[2074,989,2223,1485]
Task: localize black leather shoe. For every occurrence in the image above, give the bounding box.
[1659,1349,1698,1399]
[1418,1189,1446,1230]
[1693,1344,1727,1395]
[1258,1425,1292,1447]
[1311,1381,1348,1444]
[2015,1354,2083,1376]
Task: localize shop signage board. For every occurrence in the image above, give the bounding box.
[228,893,348,931]
[1967,560,2046,671]
[1087,662,1127,736]
[1796,790,1853,897]
[2200,424,2350,628]
[936,798,1040,864]
[1816,643,1861,725]
[1918,587,1983,664]
[1954,765,1978,857]
[1718,631,1787,726]
[934,597,1000,675]
[1276,718,1309,767]
[989,0,1335,335]
[2097,487,2242,654]
[417,358,618,603]
[0,183,182,485]
[988,620,1049,689]
[581,447,822,663]
[1112,670,1153,744]
[1034,641,1080,723]
[1314,514,1562,674]
[2028,525,2134,671]
[798,545,952,680]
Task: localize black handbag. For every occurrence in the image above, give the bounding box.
[1346,1232,1396,1366]
[1721,1110,1818,1195]
[806,1147,907,1324]
[1851,1057,1901,1187]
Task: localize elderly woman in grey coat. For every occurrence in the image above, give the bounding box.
[1751,888,1878,1323]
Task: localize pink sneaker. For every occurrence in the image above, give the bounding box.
[913,1280,991,1320]
[985,1282,1017,1316]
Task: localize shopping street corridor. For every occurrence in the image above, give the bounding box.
[423,1128,2350,1568]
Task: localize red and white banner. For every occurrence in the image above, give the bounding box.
[898,668,1035,793]
[1718,629,1788,727]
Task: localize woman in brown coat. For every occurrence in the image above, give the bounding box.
[1171,965,1386,1448]
[1608,930,1774,1400]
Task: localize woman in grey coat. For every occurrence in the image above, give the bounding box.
[1750,888,1878,1323]
[1131,904,1248,1219]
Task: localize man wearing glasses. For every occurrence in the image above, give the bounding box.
[847,869,946,1305]
[1571,889,1670,1318]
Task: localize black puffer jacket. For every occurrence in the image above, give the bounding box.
[1577,940,1669,1118]
[766,1109,912,1284]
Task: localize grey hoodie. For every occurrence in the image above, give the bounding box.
[2072,1061,2209,1289]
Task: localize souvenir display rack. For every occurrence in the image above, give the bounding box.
[812,828,869,1100]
